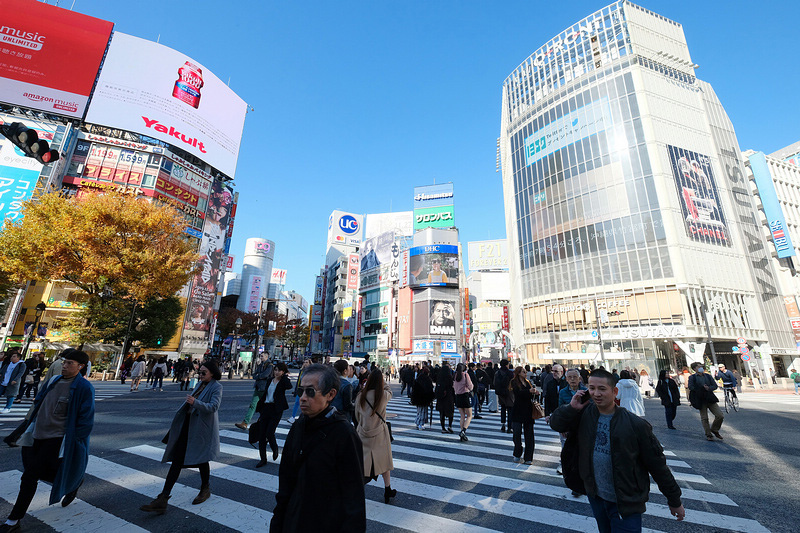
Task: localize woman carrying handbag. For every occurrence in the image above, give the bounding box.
[253,362,292,468]
[140,360,222,515]
[453,363,474,442]
[354,369,396,504]
[510,366,535,465]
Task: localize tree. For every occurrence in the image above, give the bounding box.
[216,307,259,343]
[281,318,310,358]
[0,191,199,302]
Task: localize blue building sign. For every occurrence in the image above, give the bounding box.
[750,151,795,258]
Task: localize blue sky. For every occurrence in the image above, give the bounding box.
[66,0,800,302]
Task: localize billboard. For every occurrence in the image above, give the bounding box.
[247,275,263,313]
[413,204,455,231]
[668,145,730,246]
[85,33,247,177]
[0,116,56,223]
[408,244,459,288]
[414,183,454,208]
[346,253,360,290]
[429,300,457,336]
[0,0,113,118]
[360,231,395,271]
[468,239,509,271]
[270,268,287,285]
[749,152,795,258]
[364,211,413,239]
[327,210,363,247]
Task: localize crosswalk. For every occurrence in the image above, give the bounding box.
[0,394,771,532]
[0,381,130,427]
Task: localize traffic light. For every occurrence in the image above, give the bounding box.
[0,122,59,164]
[157,336,163,346]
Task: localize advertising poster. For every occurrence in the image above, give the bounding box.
[247,275,263,314]
[327,210,363,247]
[749,151,795,258]
[85,33,247,177]
[429,300,457,336]
[468,239,509,271]
[408,245,459,288]
[270,268,287,285]
[182,179,231,340]
[360,230,395,271]
[347,254,360,290]
[413,204,455,231]
[668,145,730,246]
[413,183,454,208]
[0,0,113,118]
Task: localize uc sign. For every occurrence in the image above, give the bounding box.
[339,215,359,234]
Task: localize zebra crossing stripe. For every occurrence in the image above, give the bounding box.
[0,470,148,532]
[123,445,503,533]
[85,455,271,533]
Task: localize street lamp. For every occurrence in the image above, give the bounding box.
[21,302,46,358]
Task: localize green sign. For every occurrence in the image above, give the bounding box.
[413,204,455,230]
[238,351,253,363]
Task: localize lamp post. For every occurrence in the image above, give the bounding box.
[21,302,46,358]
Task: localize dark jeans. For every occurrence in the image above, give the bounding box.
[10,438,63,520]
[257,406,284,461]
[664,405,677,428]
[500,404,513,425]
[587,494,643,533]
[151,376,164,389]
[19,380,40,399]
[512,420,534,461]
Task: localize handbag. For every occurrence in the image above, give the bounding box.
[531,400,545,420]
[366,399,393,442]
[25,374,34,385]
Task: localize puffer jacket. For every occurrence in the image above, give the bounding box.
[550,402,682,518]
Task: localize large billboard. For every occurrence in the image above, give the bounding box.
[668,145,730,246]
[364,211,413,240]
[408,244,459,288]
[429,300,457,336]
[327,210,363,247]
[468,239,509,271]
[85,33,247,177]
[360,231,395,271]
[0,0,113,118]
[749,152,795,258]
[413,183,454,208]
[270,268,287,285]
[414,204,455,231]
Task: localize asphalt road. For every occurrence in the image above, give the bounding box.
[0,375,795,532]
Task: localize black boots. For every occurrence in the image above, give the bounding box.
[384,486,397,504]
[192,485,210,505]
[459,429,468,442]
[140,493,171,514]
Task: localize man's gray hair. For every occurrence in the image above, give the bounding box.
[302,364,340,395]
[565,368,581,377]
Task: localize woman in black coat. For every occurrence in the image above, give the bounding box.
[435,362,455,433]
[254,362,292,467]
[410,366,435,430]
[510,366,535,464]
[655,369,681,430]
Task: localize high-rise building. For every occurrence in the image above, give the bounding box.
[500,1,795,377]
[237,238,275,313]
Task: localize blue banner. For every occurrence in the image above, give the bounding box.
[750,152,795,258]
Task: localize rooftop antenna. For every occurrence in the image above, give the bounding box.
[156,34,160,43]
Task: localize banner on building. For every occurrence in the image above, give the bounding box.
[347,253,360,290]
[270,268,287,285]
[247,275,263,313]
[749,151,795,258]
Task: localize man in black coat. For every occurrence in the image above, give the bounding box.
[688,362,724,441]
[270,364,365,533]
[543,364,565,418]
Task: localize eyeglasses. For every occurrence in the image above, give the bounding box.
[297,386,322,398]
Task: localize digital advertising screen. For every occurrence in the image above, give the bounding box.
[0,0,113,118]
[428,300,457,336]
[408,244,459,288]
[84,32,247,177]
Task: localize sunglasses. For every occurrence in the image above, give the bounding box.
[297,386,322,398]
[198,371,208,376]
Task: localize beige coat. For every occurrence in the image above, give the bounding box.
[355,384,393,477]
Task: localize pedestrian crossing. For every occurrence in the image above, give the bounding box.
[0,395,771,532]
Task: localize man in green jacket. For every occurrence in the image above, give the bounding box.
[551,368,684,532]
[790,368,800,395]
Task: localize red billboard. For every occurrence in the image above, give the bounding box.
[397,287,412,351]
[0,0,113,118]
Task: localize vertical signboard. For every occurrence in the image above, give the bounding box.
[247,275,263,313]
[397,287,412,351]
[667,145,730,246]
[347,253,360,290]
[749,151,795,258]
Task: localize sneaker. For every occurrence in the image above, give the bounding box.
[523,460,533,465]
[512,456,521,463]
[287,417,296,424]
[0,408,10,414]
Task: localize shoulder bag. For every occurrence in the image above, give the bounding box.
[366,398,393,442]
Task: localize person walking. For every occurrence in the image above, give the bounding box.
[791,368,800,395]
[639,369,653,398]
[494,359,514,433]
[235,354,273,430]
[688,362,724,441]
[355,369,396,504]
[18,353,44,402]
[140,360,222,514]
[453,363,474,442]
[254,362,291,468]
[655,370,680,430]
[510,366,535,465]
[557,368,587,478]
[150,357,167,391]
[270,364,365,532]
[435,361,455,433]
[0,351,26,413]
[410,366,435,430]
[177,356,194,392]
[543,364,565,421]
[330,359,355,423]
[0,350,94,532]
[130,356,146,392]
[616,370,645,417]
[287,359,311,423]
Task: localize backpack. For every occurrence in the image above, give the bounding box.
[794,373,800,383]
[153,366,164,378]
[494,368,511,395]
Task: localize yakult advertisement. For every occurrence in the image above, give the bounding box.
[0,0,113,118]
[85,33,247,177]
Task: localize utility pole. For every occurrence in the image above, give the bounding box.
[593,298,606,368]
[698,279,719,366]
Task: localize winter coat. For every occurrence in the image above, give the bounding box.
[550,402,682,519]
[130,360,146,378]
[162,379,222,466]
[410,373,435,407]
[616,378,646,417]
[435,368,455,415]
[270,406,365,533]
[687,372,719,409]
[42,357,63,386]
[639,373,653,394]
[252,361,274,392]
[543,375,565,416]
[355,385,393,477]
[0,360,26,397]
[20,374,95,505]
[559,383,588,407]
[655,378,681,407]
[510,380,534,423]
[257,374,292,413]
[493,367,514,407]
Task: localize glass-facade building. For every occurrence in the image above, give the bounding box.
[500,1,796,376]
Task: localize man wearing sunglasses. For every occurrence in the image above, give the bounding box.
[270,364,365,533]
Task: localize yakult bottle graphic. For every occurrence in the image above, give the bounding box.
[172,61,204,108]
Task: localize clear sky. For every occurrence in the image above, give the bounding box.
[65,0,800,303]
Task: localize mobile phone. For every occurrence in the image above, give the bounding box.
[579,391,590,404]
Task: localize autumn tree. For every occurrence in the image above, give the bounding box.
[281,318,310,358]
[216,307,259,342]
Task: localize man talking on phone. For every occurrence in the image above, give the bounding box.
[551,369,684,532]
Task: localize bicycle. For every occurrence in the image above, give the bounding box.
[723,385,739,413]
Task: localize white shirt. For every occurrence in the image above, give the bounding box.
[2,361,20,386]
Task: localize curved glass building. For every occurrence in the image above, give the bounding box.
[500,1,795,375]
